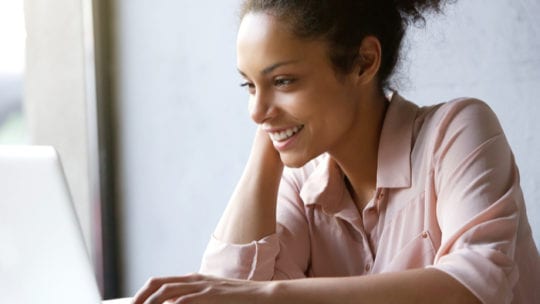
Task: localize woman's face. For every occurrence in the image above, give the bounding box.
[237,12,363,167]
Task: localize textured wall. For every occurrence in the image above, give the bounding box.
[114,0,540,296]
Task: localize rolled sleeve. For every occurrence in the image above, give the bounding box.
[432,247,517,303]
[200,167,311,281]
[199,233,280,280]
[431,99,521,304]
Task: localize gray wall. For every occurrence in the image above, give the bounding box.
[113,0,250,295]
[113,0,540,296]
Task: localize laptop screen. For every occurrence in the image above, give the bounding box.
[0,146,102,303]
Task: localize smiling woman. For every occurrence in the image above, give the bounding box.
[132,0,540,303]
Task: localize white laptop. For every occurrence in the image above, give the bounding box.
[0,145,108,303]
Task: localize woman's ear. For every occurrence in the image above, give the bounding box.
[355,36,382,85]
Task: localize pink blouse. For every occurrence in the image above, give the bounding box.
[200,94,540,304]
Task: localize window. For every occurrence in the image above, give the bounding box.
[0,0,28,144]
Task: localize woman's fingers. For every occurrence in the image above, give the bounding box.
[171,288,210,304]
[132,274,265,304]
[132,273,209,304]
[143,282,206,304]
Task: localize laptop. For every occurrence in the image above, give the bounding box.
[0,145,105,303]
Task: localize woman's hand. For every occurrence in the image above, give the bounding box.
[212,126,284,244]
[132,273,270,304]
[249,125,283,170]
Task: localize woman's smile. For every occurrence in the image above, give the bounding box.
[265,125,304,150]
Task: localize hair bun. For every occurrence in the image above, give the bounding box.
[392,0,452,23]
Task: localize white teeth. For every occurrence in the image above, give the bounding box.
[269,125,303,142]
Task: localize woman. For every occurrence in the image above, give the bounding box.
[133,0,540,303]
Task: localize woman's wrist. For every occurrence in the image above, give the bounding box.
[246,127,284,181]
[212,127,283,244]
[260,280,286,304]
[260,279,329,304]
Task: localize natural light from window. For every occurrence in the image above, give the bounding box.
[0,0,28,144]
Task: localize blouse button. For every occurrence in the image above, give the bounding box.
[365,263,372,272]
[421,231,429,239]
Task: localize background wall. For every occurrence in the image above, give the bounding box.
[113,0,540,296]
[113,0,251,295]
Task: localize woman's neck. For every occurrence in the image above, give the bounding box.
[329,88,389,211]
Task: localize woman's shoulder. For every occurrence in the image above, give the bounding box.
[419,97,498,125]
[415,96,504,138]
[411,96,508,167]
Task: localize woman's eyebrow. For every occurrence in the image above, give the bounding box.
[237,59,301,77]
[261,60,300,75]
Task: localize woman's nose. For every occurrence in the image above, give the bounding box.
[249,93,276,124]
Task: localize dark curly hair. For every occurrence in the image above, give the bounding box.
[240,0,451,90]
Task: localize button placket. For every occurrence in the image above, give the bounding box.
[365,263,372,272]
[363,190,382,233]
[362,207,377,233]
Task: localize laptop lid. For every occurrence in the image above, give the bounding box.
[0,145,101,303]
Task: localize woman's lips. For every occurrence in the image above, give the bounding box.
[266,125,304,151]
[267,125,304,142]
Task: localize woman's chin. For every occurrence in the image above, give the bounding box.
[280,152,313,168]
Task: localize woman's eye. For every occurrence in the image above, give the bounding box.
[240,82,255,94]
[274,78,296,87]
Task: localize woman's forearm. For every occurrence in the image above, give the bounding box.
[132,267,482,303]
[213,128,283,244]
[267,268,481,304]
